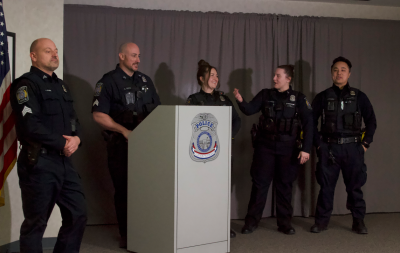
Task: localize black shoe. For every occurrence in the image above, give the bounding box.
[119,236,127,248]
[278,226,296,235]
[310,224,327,233]
[352,219,368,234]
[230,229,236,238]
[241,224,258,234]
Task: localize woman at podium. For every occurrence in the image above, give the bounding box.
[186,59,241,238]
[233,65,313,235]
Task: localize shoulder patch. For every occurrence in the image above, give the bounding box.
[304,97,312,110]
[94,83,103,96]
[186,97,192,104]
[16,86,29,104]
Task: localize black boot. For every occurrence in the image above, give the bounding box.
[352,218,368,234]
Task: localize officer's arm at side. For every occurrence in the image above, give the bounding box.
[92,111,131,139]
[311,92,323,149]
[237,90,264,116]
[298,95,313,154]
[10,79,66,150]
[359,91,377,145]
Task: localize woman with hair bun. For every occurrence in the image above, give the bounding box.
[186,60,241,238]
[233,65,313,235]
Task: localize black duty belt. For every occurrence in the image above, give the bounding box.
[262,133,297,142]
[40,147,65,156]
[323,136,361,144]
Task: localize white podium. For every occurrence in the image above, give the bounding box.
[128,105,231,253]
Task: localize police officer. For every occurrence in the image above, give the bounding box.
[186,60,241,238]
[310,56,377,234]
[10,38,87,252]
[92,42,161,248]
[234,65,313,235]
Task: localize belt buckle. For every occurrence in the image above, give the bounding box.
[338,138,343,144]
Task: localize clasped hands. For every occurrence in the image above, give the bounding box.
[63,135,81,157]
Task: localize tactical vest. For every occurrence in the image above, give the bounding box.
[321,87,361,136]
[260,89,300,139]
[193,91,229,106]
[108,71,153,130]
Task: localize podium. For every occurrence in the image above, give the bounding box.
[127,105,231,253]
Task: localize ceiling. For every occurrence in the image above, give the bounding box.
[286,0,400,7]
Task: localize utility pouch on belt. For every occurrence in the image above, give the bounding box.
[26,142,42,167]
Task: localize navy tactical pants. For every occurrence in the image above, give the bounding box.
[18,150,87,253]
[245,144,299,229]
[314,141,367,226]
[107,137,128,237]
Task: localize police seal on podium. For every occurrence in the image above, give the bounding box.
[189,113,220,163]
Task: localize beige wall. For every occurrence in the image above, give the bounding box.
[0,0,64,246]
[64,0,400,21]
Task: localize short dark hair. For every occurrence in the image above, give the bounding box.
[331,56,352,71]
[277,64,294,84]
[197,59,218,87]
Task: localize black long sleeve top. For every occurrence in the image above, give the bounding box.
[237,87,313,155]
[311,83,377,148]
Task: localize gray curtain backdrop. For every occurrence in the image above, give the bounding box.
[64,5,400,225]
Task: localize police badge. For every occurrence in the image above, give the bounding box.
[142,76,147,83]
[94,83,103,96]
[16,86,29,104]
[290,95,296,102]
[62,85,67,93]
[189,113,220,163]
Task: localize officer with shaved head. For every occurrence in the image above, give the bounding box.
[10,38,87,252]
[92,42,161,248]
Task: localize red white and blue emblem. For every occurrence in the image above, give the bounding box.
[189,113,220,163]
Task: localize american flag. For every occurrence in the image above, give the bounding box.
[0,0,17,207]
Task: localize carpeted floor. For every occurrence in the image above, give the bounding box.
[45,213,400,253]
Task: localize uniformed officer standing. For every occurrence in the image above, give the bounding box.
[310,57,377,234]
[92,42,161,248]
[10,38,87,252]
[234,65,313,235]
[186,60,241,238]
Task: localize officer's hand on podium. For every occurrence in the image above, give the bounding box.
[233,88,243,103]
[63,135,81,157]
[122,129,132,140]
[298,151,310,164]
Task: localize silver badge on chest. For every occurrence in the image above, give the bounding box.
[290,95,295,102]
[142,76,147,83]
